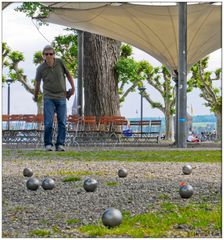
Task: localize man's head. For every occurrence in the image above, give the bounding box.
[43,45,55,62]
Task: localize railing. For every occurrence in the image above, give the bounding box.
[2,114,161,146]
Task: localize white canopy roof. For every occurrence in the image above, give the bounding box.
[43,2,221,71]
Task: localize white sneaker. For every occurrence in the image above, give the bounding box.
[56,145,65,151]
[45,145,53,151]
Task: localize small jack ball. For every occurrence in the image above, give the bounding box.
[23,168,33,177]
[26,178,40,191]
[42,178,55,190]
[83,178,98,192]
[179,184,194,198]
[182,164,192,175]
[102,208,122,228]
[118,168,128,178]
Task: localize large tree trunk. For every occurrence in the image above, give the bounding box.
[83,32,121,116]
[165,113,173,140]
[215,112,222,141]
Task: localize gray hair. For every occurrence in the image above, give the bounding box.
[42,45,55,54]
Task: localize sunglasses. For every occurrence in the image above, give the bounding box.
[44,53,54,56]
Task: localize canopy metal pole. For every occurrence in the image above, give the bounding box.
[138,87,146,138]
[177,2,187,148]
[77,30,84,116]
[172,70,178,144]
[6,79,13,130]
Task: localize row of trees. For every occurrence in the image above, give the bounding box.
[2,3,222,140]
[116,46,222,140]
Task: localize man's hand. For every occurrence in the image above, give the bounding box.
[66,88,74,100]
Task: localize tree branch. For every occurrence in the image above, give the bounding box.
[146,77,163,95]
[120,80,139,102]
[198,63,217,104]
[143,91,165,113]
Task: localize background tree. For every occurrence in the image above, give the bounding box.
[2,42,43,113]
[116,45,222,140]
[115,45,146,103]
[2,42,11,82]
[115,45,176,140]
[188,57,222,140]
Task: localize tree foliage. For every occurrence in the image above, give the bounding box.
[115,44,176,139]
[115,44,176,112]
[115,44,222,140]
[16,2,50,25]
[188,57,222,114]
[2,42,41,104]
[188,57,222,140]
[52,32,78,77]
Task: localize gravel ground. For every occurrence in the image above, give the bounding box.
[2,150,221,238]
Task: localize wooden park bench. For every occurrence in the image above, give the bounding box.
[124,120,161,143]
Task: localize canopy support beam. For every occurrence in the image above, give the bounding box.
[177,2,187,148]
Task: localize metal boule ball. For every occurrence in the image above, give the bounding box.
[102,208,122,228]
[179,184,194,198]
[26,177,40,191]
[23,168,33,177]
[118,168,128,178]
[42,178,55,190]
[83,178,98,192]
[182,164,192,175]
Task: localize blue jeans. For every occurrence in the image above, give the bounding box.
[44,97,67,147]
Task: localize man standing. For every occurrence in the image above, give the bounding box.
[33,45,75,151]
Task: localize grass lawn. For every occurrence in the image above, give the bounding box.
[79,200,221,238]
[3,149,221,163]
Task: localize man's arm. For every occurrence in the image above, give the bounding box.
[66,71,75,95]
[60,59,75,98]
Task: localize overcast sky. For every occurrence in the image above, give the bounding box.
[1,3,222,118]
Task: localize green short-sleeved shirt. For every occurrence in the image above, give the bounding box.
[35,58,69,99]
